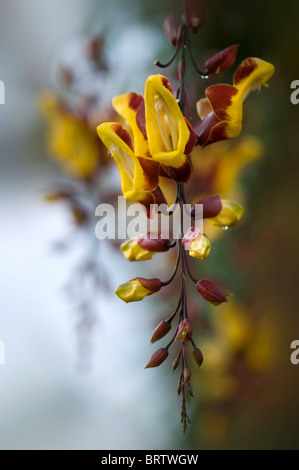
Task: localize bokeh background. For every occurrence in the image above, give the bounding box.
[1,0,299,450]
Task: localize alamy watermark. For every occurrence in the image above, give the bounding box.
[0,341,5,365]
[290,340,299,365]
[95,197,203,242]
[290,80,299,105]
[0,80,5,104]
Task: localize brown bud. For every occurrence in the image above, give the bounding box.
[137,234,171,253]
[191,195,222,219]
[205,45,239,75]
[163,14,181,46]
[183,367,191,384]
[192,347,204,368]
[182,0,205,33]
[150,321,171,344]
[177,381,182,395]
[145,348,169,369]
[172,357,180,372]
[196,279,229,306]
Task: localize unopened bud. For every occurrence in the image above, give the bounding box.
[183,367,191,384]
[163,14,181,46]
[150,321,171,344]
[145,348,169,369]
[196,279,229,306]
[177,381,182,395]
[192,347,204,368]
[172,357,180,372]
[182,0,205,33]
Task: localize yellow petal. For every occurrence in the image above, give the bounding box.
[145,74,191,168]
[120,238,156,262]
[208,199,244,227]
[113,92,149,158]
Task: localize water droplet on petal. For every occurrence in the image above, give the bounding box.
[222,226,229,231]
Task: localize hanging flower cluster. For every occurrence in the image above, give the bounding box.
[97,2,274,434]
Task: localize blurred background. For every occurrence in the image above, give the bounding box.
[1,0,299,450]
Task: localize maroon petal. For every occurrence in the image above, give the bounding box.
[163,14,181,46]
[196,279,228,305]
[205,45,239,75]
[191,195,222,218]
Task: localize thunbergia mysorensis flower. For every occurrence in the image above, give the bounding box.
[97,1,274,434]
[195,57,275,146]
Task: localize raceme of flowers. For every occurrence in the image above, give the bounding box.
[97,8,275,434]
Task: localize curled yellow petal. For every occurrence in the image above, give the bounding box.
[208,199,244,227]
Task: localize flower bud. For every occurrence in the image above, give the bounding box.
[175,319,193,342]
[145,348,169,368]
[172,357,180,372]
[192,347,204,368]
[189,234,211,260]
[115,277,162,303]
[163,14,181,46]
[120,238,155,262]
[182,0,205,32]
[183,367,191,384]
[208,199,244,228]
[196,279,229,306]
[150,321,171,344]
[205,45,239,75]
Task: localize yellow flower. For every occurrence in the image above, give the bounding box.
[145,74,196,182]
[39,92,101,178]
[195,57,275,146]
[115,277,162,303]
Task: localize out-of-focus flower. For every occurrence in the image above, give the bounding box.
[195,58,275,146]
[145,74,196,182]
[115,277,162,303]
[39,92,103,179]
